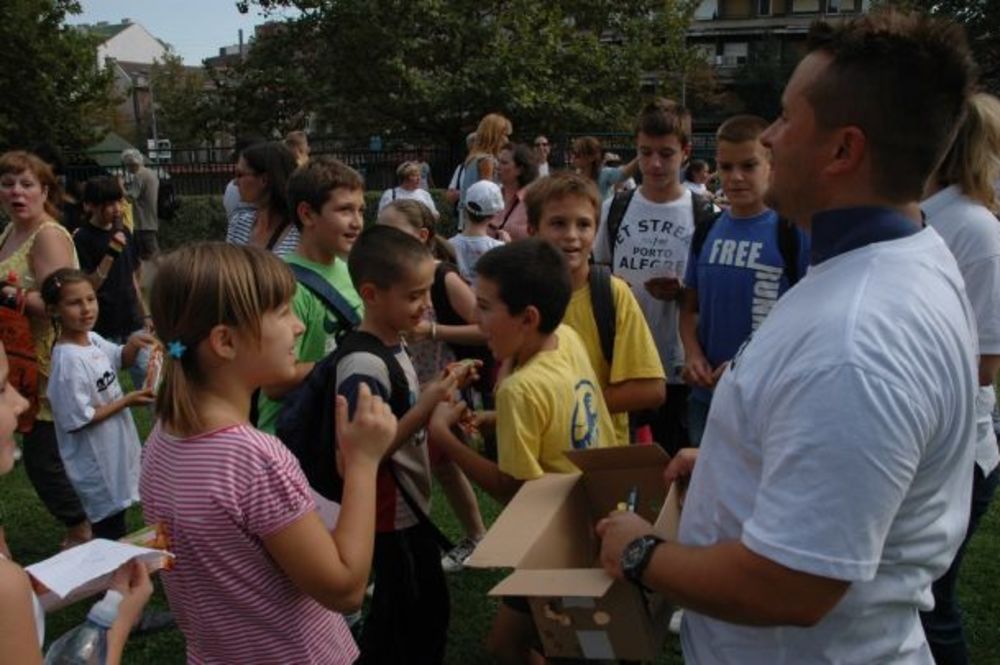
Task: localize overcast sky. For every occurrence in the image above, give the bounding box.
[72,1,298,65]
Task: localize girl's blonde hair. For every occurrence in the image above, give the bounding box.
[151,242,296,436]
[468,113,512,162]
[378,200,456,264]
[935,92,1000,212]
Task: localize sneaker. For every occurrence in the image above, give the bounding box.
[441,536,481,573]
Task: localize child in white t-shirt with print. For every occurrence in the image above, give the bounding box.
[42,268,155,540]
[449,180,507,285]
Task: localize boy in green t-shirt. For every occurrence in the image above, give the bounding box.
[256,156,366,433]
[526,172,665,445]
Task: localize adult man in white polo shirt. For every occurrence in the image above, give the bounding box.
[596,10,980,663]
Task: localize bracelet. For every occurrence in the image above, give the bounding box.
[105,244,122,259]
[431,321,437,341]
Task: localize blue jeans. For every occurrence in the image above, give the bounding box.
[687,395,711,448]
[919,463,999,665]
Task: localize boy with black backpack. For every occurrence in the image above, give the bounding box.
[526,172,665,444]
[256,156,365,434]
[593,98,706,454]
[679,115,809,446]
[337,225,474,664]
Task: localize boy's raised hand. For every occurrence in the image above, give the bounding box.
[429,398,468,437]
[444,359,482,390]
[418,369,460,409]
[336,382,397,467]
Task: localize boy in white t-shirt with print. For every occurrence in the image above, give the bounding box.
[593,98,700,454]
[449,180,506,285]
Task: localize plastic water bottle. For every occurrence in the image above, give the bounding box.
[43,591,122,664]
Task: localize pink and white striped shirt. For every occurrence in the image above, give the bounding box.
[140,423,358,665]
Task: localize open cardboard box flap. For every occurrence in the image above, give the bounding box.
[466,472,584,568]
[563,445,670,472]
[490,568,616,598]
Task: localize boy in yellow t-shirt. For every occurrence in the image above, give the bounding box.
[527,172,665,444]
[429,238,615,663]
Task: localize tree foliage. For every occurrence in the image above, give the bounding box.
[223,0,711,141]
[149,54,216,144]
[0,0,116,151]
[883,0,998,93]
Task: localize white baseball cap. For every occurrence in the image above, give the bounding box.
[465,180,504,217]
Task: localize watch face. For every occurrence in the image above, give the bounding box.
[622,537,650,575]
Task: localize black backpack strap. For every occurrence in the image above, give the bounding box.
[604,189,635,266]
[775,216,800,286]
[689,193,721,260]
[289,263,361,332]
[588,264,616,366]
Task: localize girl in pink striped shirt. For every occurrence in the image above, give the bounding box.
[139,243,396,664]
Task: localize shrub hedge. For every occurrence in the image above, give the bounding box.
[159,190,458,251]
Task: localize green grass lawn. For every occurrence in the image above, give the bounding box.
[3,402,997,663]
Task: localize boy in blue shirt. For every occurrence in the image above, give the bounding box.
[679,115,810,445]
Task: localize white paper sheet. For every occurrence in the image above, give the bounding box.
[25,539,173,610]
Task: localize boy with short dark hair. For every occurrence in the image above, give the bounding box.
[257,156,366,433]
[74,175,149,387]
[593,98,705,454]
[679,115,809,446]
[341,225,472,665]
[525,173,665,444]
[429,238,615,663]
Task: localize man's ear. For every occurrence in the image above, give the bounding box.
[206,324,238,361]
[825,126,866,177]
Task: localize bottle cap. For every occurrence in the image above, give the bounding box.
[87,590,124,628]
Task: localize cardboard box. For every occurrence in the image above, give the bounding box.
[467,445,678,661]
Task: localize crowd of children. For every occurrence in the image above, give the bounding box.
[0,9,997,663]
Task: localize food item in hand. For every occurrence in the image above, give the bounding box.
[144,345,164,393]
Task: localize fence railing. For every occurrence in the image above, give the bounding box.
[62,133,717,197]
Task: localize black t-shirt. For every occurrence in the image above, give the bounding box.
[73,223,143,338]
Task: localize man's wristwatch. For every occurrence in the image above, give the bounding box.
[621,534,664,590]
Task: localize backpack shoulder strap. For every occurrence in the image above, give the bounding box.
[604,189,636,266]
[289,263,361,329]
[340,331,410,415]
[775,216,800,286]
[588,264,616,366]
[690,193,721,260]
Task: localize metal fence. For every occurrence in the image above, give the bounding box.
[63,133,717,197]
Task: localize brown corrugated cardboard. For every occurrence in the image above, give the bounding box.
[466,445,677,661]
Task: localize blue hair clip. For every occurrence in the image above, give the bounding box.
[167,340,187,359]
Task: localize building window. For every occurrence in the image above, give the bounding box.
[759,0,772,15]
[828,0,840,12]
[792,0,820,12]
[719,41,749,67]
